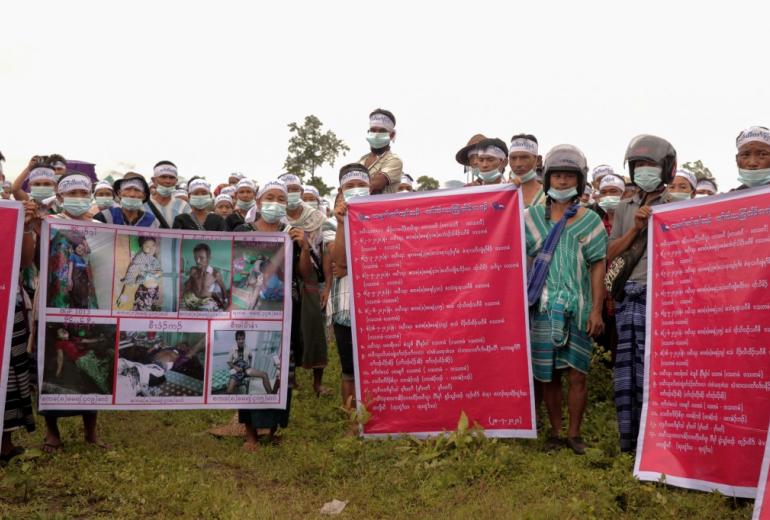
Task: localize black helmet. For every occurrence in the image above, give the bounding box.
[624,135,677,187]
[542,144,588,197]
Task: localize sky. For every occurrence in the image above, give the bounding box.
[2,0,768,195]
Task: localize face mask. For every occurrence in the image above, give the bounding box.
[738,168,770,188]
[189,195,212,209]
[121,197,144,211]
[547,187,578,202]
[343,187,370,202]
[287,192,302,209]
[517,169,537,183]
[236,199,256,211]
[666,191,691,202]
[634,166,663,192]
[366,132,391,150]
[307,200,320,210]
[95,196,114,208]
[155,185,175,197]
[260,202,287,223]
[62,197,92,216]
[30,186,55,202]
[478,169,502,183]
[598,195,621,211]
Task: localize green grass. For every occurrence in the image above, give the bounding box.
[0,346,755,519]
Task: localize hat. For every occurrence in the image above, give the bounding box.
[455,134,487,166]
[474,138,509,160]
[114,172,151,203]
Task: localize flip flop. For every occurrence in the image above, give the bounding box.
[42,442,62,454]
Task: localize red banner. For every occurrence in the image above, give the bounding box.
[636,187,770,497]
[0,202,25,454]
[345,185,535,437]
[755,424,770,519]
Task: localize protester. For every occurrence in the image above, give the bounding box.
[301,185,322,209]
[734,126,770,190]
[173,178,227,231]
[233,179,314,450]
[2,181,11,200]
[595,173,625,235]
[173,189,189,202]
[397,174,414,192]
[525,144,607,455]
[228,178,257,230]
[455,133,487,184]
[580,184,593,205]
[94,173,160,227]
[93,180,117,211]
[49,154,67,178]
[695,178,717,197]
[214,194,234,218]
[508,134,545,207]
[148,161,189,227]
[12,159,58,209]
[228,172,243,186]
[608,134,677,453]
[665,170,696,202]
[359,108,403,194]
[470,138,508,186]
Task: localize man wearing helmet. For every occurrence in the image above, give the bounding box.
[525,144,608,455]
[607,134,676,453]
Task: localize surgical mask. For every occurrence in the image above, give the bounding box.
[121,197,143,211]
[366,132,391,150]
[547,187,578,202]
[343,187,370,202]
[30,186,55,202]
[307,200,320,210]
[287,192,302,209]
[738,168,770,188]
[236,199,256,211]
[598,195,621,211]
[155,185,175,197]
[634,166,663,192]
[95,196,114,208]
[478,169,502,183]
[517,169,537,183]
[189,195,212,209]
[62,197,92,216]
[260,202,287,223]
[667,191,692,202]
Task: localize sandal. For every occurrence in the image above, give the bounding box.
[42,442,62,454]
[544,434,563,452]
[566,436,587,455]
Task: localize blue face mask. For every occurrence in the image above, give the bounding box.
[260,202,287,223]
[598,195,621,211]
[62,197,92,216]
[547,187,578,202]
[95,196,114,208]
[121,197,144,211]
[30,185,55,202]
[287,192,302,209]
[517,169,537,183]
[236,199,255,211]
[366,132,391,150]
[738,168,770,188]
[189,195,212,209]
[343,187,370,203]
[478,169,502,183]
[666,191,692,202]
[634,166,663,192]
[155,185,175,197]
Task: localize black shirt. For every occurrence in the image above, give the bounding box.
[172,213,227,231]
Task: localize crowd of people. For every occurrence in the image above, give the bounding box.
[1,109,768,461]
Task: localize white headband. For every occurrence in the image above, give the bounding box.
[94,180,114,192]
[467,148,480,157]
[369,113,395,132]
[302,185,320,198]
[696,179,717,193]
[2,181,10,189]
[592,164,615,181]
[476,146,507,160]
[236,179,257,192]
[509,138,538,156]
[29,167,57,183]
[215,194,233,206]
[121,179,146,193]
[51,160,67,170]
[173,189,187,198]
[278,174,302,187]
[736,126,770,150]
[584,184,593,195]
[400,175,414,187]
[153,164,178,177]
[674,169,697,189]
[228,172,244,180]
[220,186,236,197]
[57,174,92,194]
[599,174,626,192]
[187,178,211,194]
[257,179,288,200]
[340,170,370,186]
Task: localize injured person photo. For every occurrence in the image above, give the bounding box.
[181,242,229,312]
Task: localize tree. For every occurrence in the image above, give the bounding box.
[682,160,714,182]
[284,115,350,196]
[416,175,440,191]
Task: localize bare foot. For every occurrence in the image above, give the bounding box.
[242,441,259,452]
[85,438,112,449]
[42,436,63,454]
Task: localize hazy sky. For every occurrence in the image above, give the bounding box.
[2,1,767,194]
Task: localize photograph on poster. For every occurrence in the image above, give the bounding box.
[40,322,116,395]
[113,234,180,313]
[115,330,206,401]
[180,239,231,312]
[210,329,281,395]
[231,241,285,312]
[46,227,115,311]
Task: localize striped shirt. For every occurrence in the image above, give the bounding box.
[525,205,608,329]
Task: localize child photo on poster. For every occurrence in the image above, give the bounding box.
[113,233,179,314]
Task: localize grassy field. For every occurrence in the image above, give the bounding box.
[0,346,755,519]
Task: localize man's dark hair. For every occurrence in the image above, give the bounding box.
[138,236,157,247]
[48,153,66,165]
[193,243,211,256]
[0,150,5,162]
[154,160,177,169]
[235,330,246,339]
[369,108,396,126]
[510,133,538,144]
[338,163,369,182]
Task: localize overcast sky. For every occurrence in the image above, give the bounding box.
[2,1,767,194]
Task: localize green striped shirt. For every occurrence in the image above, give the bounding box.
[525,206,608,329]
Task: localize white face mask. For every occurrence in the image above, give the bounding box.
[738,168,770,188]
